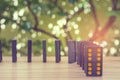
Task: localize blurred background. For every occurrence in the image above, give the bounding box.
[0,0,120,57]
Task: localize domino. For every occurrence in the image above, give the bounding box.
[55,40,61,63]
[81,41,103,76]
[12,40,17,63]
[28,39,32,63]
[76,41,81,65]
[42,40,47,63]
[85,46,103,76]
[68,40,76,63]
[0,39,103,77]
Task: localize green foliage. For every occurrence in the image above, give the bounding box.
[22,21,32,32]
[33,40,41,48]
[68,0,78,4]
[1,39,10,51]
[108,10,118,16]
[0,0,120,56]
[57,11,67,16]
[0,0,9,14]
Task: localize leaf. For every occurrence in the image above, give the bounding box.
[38,3,48,15]
[22,21,32,32]
[33,40,41,48]
[0,0,10,14]
[34,51,41,56]
[69,0,78,4]
[1,39,10,51]
[47,4,56,10]
[107,11,117,16]
[78,3,83,8]
[57,11,66,16]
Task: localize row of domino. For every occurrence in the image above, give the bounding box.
[0,40,103,76]
[0,40,60,63]
[76,41,103,76]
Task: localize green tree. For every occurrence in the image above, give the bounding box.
[0,0,120,56]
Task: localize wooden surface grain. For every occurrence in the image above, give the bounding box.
[0,57,120,80]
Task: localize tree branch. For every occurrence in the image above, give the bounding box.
[99,16,116,34]
[88,0,100,39]
[88,0,100,27]
[64,7,84,39]
[68,7,84,21]
[112,0,120,11]
[2,16,22,27]
[33,28,58,39]
[27,0,38,29]
[89,16,116,41]
[48,0,73,40]
[26,0,58,39]
[49,0,68,15]
[88,0,117,41]
[56,1,84,39]
[62,7,84,40]
[3,16,59,39]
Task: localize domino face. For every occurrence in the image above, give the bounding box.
[83,42,96,71]
[12,40,17,63]
[85,47,103,76]
[77,41,103,76]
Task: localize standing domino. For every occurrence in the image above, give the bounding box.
[42,40,47,63]
[76,41,81,65]
[55,40,61,63]
[68,40,76,63]
[28,39,32,63]
[12,40,17,63]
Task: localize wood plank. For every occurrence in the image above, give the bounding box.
[0,57,119,80]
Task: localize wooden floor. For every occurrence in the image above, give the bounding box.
[0,57,120,80]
